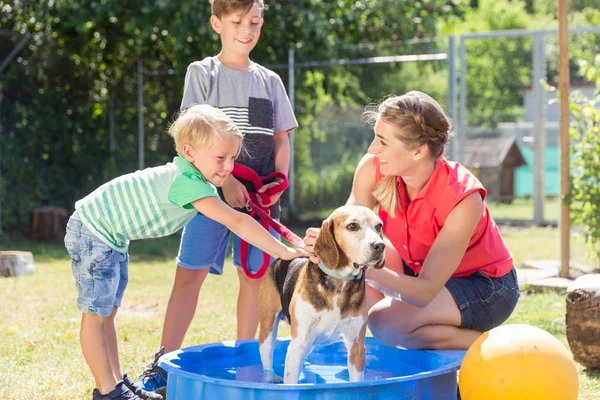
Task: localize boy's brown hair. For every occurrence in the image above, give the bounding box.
[211,0,264,18]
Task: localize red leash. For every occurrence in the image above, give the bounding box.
[232,164,304,280]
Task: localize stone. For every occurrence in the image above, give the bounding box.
[0,251,36,277]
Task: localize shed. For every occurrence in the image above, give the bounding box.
[463,137,526,203]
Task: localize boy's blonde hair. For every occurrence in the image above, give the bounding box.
[362,91,453,216]
[211,0,264,18]
[168,104,243,155]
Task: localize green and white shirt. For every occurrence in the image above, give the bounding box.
[75,157,217,253]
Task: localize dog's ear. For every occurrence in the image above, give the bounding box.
[314,217,339,268]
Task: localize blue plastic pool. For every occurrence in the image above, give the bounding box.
[158,337,465,399]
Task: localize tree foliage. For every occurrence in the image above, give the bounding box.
[568,57,600,261]
[0,0,456,231]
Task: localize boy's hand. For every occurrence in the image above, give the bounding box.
[303,227,321,264]
[257,180,284,207]
[222,175,249,208]
[279,246,308,260]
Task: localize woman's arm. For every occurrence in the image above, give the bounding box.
[347,153,378,208]
[191,196,304,260]
[366,191,483,307]
[304,153,377,263]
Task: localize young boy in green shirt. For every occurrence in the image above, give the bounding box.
[65,105,304,400]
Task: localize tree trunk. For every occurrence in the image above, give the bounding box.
[566,274,600,369]
[0,251,36,277]
[29,206,68,241]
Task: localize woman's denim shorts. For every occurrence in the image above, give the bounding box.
[404,263,520,332]
[64,215,129,317]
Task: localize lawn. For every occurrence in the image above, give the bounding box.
[0,226,598,399]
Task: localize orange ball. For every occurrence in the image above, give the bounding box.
[459,324,578,400]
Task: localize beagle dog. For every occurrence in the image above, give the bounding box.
[258,205,385,384]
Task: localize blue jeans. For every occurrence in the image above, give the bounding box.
[176,213,279,274]
[404,262,520,332]
[64,216,129,317]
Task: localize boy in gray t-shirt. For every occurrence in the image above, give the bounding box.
[136,0,298,395]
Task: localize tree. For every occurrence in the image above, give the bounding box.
[0,0,457,230]
[568,57,600,263]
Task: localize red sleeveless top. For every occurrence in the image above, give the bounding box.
[376,157,513,278]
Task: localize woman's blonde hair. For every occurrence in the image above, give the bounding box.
[168,104,243,156]
[362,91,453,216]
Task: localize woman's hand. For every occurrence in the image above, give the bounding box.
[303,227,321,264]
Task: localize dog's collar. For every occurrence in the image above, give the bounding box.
[317,262,363,281]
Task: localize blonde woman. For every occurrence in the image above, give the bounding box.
[304,91,519,350]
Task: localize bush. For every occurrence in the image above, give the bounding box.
[568,56,600,261]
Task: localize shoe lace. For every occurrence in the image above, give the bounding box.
[140,347,167,380]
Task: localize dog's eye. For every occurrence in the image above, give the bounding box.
[346,222,359,231]
[375,223,383,232]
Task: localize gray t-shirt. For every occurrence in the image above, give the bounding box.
[181,57,298,218]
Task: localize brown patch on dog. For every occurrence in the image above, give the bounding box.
[313,217,350,271]
[348,324,367,372]
[258,268,282,345]
[338,281,368,319]
[302,263,336,313]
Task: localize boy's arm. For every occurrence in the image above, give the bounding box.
[273,130,290,175]
[257,131,290,207]
[191,195,304,260]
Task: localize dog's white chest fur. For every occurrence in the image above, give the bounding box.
[294,294,365,347]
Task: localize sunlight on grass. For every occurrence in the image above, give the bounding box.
[487,197,560,221]
[0,224,598,399]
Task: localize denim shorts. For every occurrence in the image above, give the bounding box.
[64,216,129,317]
[177,213,279,275]
[403,263,520,332]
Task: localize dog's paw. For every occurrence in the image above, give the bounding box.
[262,369,283,383]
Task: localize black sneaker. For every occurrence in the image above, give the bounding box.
[134,347,168,396]
[92,381,142,400]
[123,373,163,400]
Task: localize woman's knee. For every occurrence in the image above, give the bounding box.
[368,304,413,347]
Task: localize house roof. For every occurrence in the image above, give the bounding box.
[463,136,526,169]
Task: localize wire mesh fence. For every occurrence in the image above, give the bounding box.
[2,28,600,234]
[458,27,600,223]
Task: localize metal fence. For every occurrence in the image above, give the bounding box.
[2,27,600,233]
[455,26,600,224]
[140,37,452,217]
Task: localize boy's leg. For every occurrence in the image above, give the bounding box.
[161,213,230,351]
[160,267,210,352]
[233,225,279,340]
[136,214,229,393]
[65,216,131,395]
[105,306,121,380]
[235,269,263,339]
[81,312,118,394]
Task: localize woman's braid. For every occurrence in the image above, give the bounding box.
[412,113,448,146]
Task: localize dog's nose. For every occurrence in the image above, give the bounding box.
[371,241,385,252]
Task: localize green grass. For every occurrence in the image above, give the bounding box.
[0,226,598,399]
[487,197,560,222]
